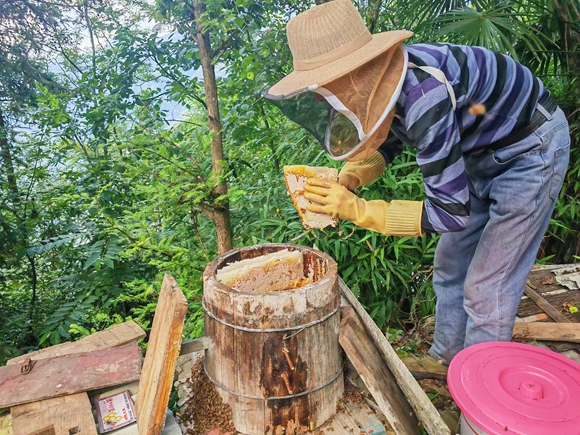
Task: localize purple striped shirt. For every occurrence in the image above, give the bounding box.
[379,43,546,233]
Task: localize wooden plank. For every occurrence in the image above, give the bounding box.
[343,397,391,435]
[340,306,420,435]
[0,343,141,408]
[7,321,145,365]
[518,313,550,322]
[519,269,570,318]
[521,284,580,352]
[332,412,366,435]
[314,399,384,435]
[21,428,54,435]
[339,279,450,435]
[519,291,580,320]
[546,342,580,353]
[513,322,580,343]
[0,413,13,435]
[524,285,571,323]
[11,393,97,435]
[137,274,187,435]
[179,336,209,355]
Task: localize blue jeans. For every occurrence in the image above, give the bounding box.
[430,108,571,363]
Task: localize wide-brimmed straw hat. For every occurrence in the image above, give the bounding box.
[266,0,413,99]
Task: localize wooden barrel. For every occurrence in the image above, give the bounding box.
[203,244,344,434]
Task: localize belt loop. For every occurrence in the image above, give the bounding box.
[536,104,553,121]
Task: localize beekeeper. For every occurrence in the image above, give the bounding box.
[265,0,571,365]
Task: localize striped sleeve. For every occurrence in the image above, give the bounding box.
[403,77,470,233]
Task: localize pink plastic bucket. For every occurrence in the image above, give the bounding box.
[448,341,580,435]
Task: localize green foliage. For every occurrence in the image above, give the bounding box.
[433,5,547,60]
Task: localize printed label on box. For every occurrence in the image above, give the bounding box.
[96,390,137,433]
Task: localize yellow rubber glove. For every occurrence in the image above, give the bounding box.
[304,179,423,237]
[338,151,386,191]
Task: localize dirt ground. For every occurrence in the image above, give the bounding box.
[389,315,460,425]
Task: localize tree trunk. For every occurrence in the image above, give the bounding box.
[27,254,38,340]
[0,109,19,204]
[192,0,233,254]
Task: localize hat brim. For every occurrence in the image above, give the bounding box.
[266,30,413,99]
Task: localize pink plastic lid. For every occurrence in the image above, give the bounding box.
[448,341,580,435]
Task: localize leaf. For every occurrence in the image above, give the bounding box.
[433,5,547,60]
[50,330,61,346]
[84,251,101,270]
[342,263,357,280]
[39,331,52,346]
[103,257,115,269]
[57,325,69,339]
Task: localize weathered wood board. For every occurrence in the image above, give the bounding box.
[306,393,394,435]
[513,322,580,343]
[519,290,580,319]
[11,393,97,435]
[343,397,393,435]
[518,269,580,353]
[339,279,450,435]
[7,321,145,365]
[137,274,188,435]
[518,269,580,320]
[0,343,142,408]
[340,306,420,435]
[524,285,570,323]
[0,413,13,435]
[179,336,209,355]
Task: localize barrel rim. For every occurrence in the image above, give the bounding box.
[203,243,338,296]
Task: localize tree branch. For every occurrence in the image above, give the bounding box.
[83,0,97,71]
[369,0,383,34]
[140,146,204,182]
[26,254,38,335]
[148,53,207,110]
[188,210,208,256]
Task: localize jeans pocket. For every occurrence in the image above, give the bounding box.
[493,109,569,166]
[492,134,542,165]
[549,144,570,201]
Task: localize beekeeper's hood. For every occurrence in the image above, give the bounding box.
[265,0,413,162]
